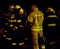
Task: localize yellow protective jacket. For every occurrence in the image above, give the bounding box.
[27,8,44,31]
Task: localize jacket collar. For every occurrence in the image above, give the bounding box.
[34,8,39,12]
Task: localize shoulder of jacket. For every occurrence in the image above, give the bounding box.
[39,11,43,13]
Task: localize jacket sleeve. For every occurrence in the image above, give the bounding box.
[27,13,34,23]
[39,12,44,25]
[42,13,44,20]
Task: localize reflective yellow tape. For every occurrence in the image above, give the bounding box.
[41,45,45,49]
[4,30,7,32]
[12,43,17,45]
[15,26,18,29]
[8,38,12,40]
[18,42,24,45]
[10,24,13,27]
[9,20,22,23]
[9,20,16,22]
[47,16,57,18]
[17,20,21,23]
[3,35,6,37]
[48,23,56,26]
[6,37,12,40]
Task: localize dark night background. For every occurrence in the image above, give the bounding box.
[0,0,60,12]
[0,0,60,49]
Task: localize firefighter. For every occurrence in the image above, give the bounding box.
[27,5,45,49]
[45,7,56,49]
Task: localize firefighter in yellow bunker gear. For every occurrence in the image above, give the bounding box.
[27,5,45,49]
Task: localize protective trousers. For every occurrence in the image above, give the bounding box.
[31,30,44,49]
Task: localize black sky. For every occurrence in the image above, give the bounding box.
[0,0,60,12]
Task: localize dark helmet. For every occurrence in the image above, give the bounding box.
[8,4,15,12]
[15,5,21,9]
